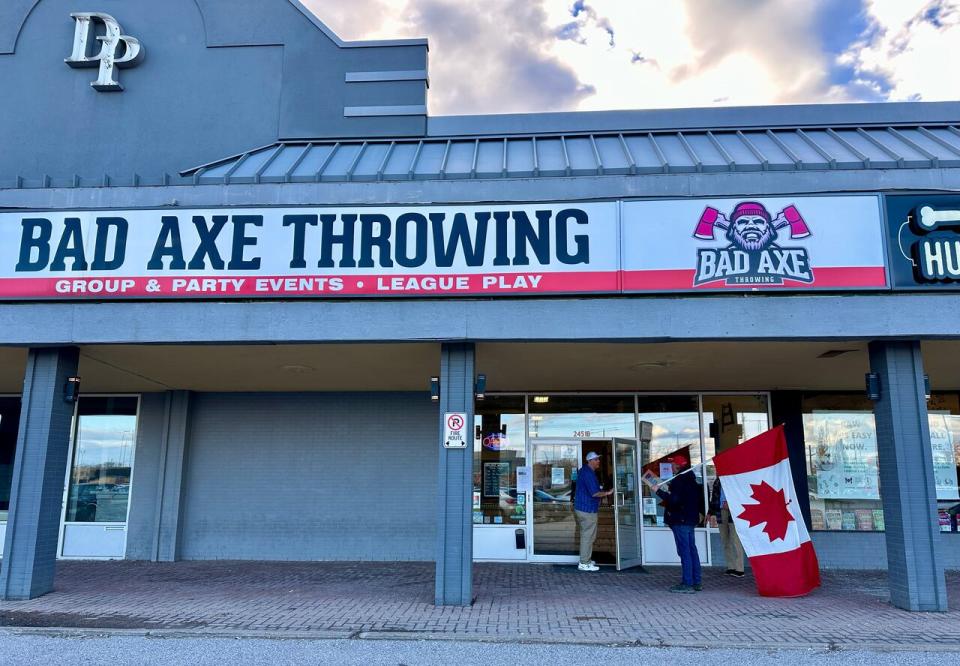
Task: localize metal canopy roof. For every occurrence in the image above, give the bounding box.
[183,124,960,185]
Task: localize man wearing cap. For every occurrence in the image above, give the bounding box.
[656,453,705,592]
[573,451,614,571]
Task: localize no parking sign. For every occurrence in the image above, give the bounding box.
[443,412,467,449]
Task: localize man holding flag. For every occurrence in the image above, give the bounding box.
[712,425,821,597]
[655,453,705,593]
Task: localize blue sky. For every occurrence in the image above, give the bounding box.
[304,0,960,115]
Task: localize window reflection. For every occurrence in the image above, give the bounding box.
[638,396,701,528]
[64,397,138,523]
[472,396,526,525]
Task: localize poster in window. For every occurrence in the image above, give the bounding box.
[841,511,857,531]
[872,509,885,531]
[854,509,874,531]
[483,462,511,498]
[824,509,843,530]
[928,412,960,500]
[806,412,880,500]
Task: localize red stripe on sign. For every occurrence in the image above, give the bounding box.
[749,540,821,597]
[622,266,887,290]
[0,272,620,300]
[714,425,788,477]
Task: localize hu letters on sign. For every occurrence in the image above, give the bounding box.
[12,209,591,273]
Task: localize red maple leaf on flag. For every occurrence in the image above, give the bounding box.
[737,481,795,541]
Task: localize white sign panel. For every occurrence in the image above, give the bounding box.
[0,203,618,300]
[443,412,468,449]
[0,196,888,300]
[622,195,887,291]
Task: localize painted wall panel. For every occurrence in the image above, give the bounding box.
[178,392,437,561]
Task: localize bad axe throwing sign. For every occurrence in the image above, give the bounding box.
[443,413,468,449]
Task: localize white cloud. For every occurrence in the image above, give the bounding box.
[838,0,960,102]
[304,0,960,115]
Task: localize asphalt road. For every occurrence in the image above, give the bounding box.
[0,634,955,665]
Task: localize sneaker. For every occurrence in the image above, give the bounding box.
[730,570,745,578]
[693,583,703,591]
[578,562,600,572]
[669,584,695,594]
[724,569,736,575]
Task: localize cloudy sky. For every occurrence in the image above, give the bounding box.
[302,0,960,116]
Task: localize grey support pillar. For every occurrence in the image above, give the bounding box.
[869,341,947,612]
[0,347,79,600]
[435,342,475,606]
[149,391,192,561]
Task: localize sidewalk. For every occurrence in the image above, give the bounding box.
[1,561,958,650]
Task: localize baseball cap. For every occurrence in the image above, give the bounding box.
[585,451,601,462]
[670,453,689,466]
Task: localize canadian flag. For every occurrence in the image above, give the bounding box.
[713,425,821,597]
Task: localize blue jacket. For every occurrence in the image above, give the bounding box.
[656,469,704,527]
[574,465,601,513]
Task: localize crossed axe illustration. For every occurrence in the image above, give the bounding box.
[693,205,812,241]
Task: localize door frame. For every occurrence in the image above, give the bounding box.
[612,436,643,570]
[57,394,141,560]
[528,436,583,564]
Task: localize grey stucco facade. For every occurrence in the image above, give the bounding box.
[0,0,958,612]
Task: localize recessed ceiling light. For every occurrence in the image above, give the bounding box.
[629,361,671,370]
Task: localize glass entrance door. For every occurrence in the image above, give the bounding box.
[612,437,642,569]
[60,396,139,559]
[531,438,580,559]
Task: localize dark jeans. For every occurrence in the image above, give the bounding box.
[671,524,702,586]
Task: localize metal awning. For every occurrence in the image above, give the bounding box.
[181,124,960,185]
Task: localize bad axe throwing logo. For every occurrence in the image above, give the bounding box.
[692,201,814,286]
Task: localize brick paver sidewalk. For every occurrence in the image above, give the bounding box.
[1,561,958,649]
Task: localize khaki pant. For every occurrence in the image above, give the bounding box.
[719,505,744,572]
[575,509,599,564]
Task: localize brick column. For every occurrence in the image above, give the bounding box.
[435,343,474,606]
[869,341,947,611]
[0,348,79,600]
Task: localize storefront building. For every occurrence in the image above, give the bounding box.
[0,1,958,611]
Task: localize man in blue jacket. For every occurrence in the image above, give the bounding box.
[574,451,614,571]
[656,453,705,592]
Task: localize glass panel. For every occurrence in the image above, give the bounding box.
[532,440,579,555]
[802,393,883,531]
[614,438,642,568]
[529,395,635,439]
[702,394,770,497]
[638,395,701,528]
[0,398,21,523]
[472,396,526,525]
[64,397,138,523]
[927,394,960,533]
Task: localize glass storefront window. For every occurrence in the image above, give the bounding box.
[0,398,21,523]
[528,395,635,439]
[638,395,701,528]
[702,394,770,499]
[928,394,960,533]
[803,393,883,531]
[64,397,138,523]
[472,396,526,526]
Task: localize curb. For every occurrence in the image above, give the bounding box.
[2,626,960,652]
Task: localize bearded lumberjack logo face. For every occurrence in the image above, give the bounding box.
[692,201,814,286]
